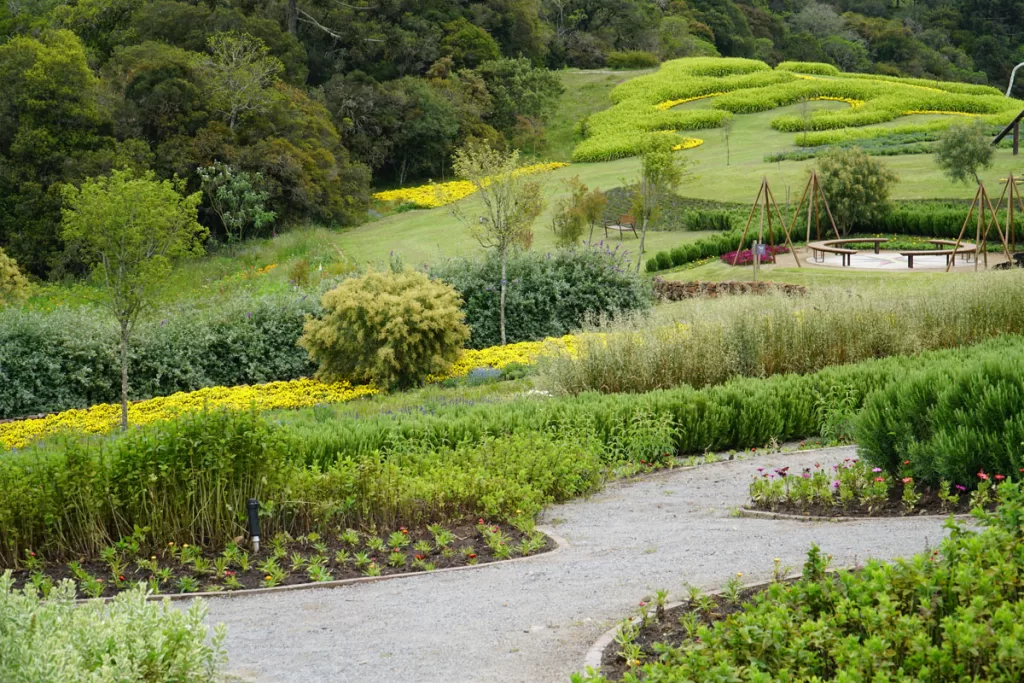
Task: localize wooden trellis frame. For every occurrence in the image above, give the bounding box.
[946,180,1014,272]
[789,171,842,244]
[733,177,802,268]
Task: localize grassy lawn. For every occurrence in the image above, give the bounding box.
[658,258,956,290]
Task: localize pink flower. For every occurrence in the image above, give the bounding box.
[874,477,885,483]
[978,471,990,481]
[872,467,882,473]
[901,477,913,484]
[955,484,966,492]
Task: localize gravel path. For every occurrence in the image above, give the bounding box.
[206,447,954,682]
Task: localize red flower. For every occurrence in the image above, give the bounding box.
[118,575,125,581]
[400,527,408,534]
[639,601,647,607]
[468,553,477,559]
[901,477,913,484]
[751,448,757,452]
[978,471,990,481]
[414,554,425,561]
[225,570,235,576]
[478,518,485,525]
[995,474,1006,481]
[29,551,36,557]
[903,460,911,465]
[874,477,885,483]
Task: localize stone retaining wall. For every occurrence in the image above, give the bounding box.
[653,278,808,300]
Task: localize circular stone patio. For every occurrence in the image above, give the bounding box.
[773,246,1011,271]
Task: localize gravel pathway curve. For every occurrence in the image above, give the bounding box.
[207,447,955,682]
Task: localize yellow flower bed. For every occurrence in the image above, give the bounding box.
[372,162,569,209]
[0,335,583,450]
[671,138,705,151]
[0,380,379,450]
[655,92,727,110]
[812,96,864,108]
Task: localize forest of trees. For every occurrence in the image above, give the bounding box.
[2,0,1024,280]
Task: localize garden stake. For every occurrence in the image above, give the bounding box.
[248,499,261,553]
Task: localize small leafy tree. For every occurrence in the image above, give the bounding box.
[721,116,734,166]
[631,146,689,272]
[61,169,205,430]
[936,121,995,185]
[299,270,470,389]
[816,147,897,236]
[0,248,29,305]
[192,32,283,130]
[449,141,545,345]
[197,162,276,243]
[551,176,588,248]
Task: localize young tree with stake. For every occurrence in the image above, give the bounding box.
[632,145,688,273]
[449,142,545,345]
[61,169,205,430]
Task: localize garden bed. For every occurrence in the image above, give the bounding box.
[8,519,552,600]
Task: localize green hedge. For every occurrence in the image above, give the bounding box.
[0,292,318,418]
[606,51,659,69]
[429,247,652,349]
[775,60,840,76]
[858,354,1024,487]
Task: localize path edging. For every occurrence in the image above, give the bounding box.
[75,526,568,605]
[737,507,973,523]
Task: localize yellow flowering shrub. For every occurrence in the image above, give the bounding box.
[655,92,727,110]
[812,96,864,108]
[671,138,704,151]
[372,162,569,208]
[902,110,981,117]
[0,335,583,449]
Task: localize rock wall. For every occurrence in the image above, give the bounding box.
[653,279,808,300]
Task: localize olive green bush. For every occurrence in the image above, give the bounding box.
[300,269,469,388]
[0,248,28,305]
[0,577,225,682]
[430,247,651,349]
[816,147,897,235]
[858,355,1024,487]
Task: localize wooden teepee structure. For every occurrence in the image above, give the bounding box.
[946,180,1014,272]
[733,177,802,267]
[996,173,1024,253]
[790,171,841,244]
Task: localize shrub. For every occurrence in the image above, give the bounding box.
[656,251,672,270]
[857,355,1024,487]
[0,409,290,563]
[669,247,687,266]
[430,247,652,349]
[0,248,29,305]
[645,257,661,273]
[577,482,1024,682]
[0,292,318,419]
[775,60,841,76]
[300,270,469,389]
[540,273,1024,395]
[0,577,225,682]
[816,147,897,235]
[935,120,995,185]
[606,51,659,69]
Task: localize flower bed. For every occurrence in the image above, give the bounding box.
[9,519,550,599]
[746,458,990,517]
[719,245,788,265]
[582,483,1024,682]
[0,336,577,450]
[371,162,568,209]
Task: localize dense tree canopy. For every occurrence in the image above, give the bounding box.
[2,0,1024,281]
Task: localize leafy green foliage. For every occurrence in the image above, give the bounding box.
[606,51,660,69]
[430,247,652,349]
[858,355,1024,488]
[775,60,840,75]
[935,120,995,185]
[477,57,564,137]
[0,576,225,682]
[191,32,283,131]
[0,249,29,305]
[197,162,276,242]
[0,292,318,419]
[631,145,689,271]
[578,483,1024,681]
[551,176,606,247]
[300,270,470,389]
[816,147,897,236]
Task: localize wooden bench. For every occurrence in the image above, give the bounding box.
[807,240,859,267]
[604,215,638,240]
[901,241,977,269]
[832,237,889,254]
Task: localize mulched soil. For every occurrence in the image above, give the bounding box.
[600,585,776,681]
[8,519,552,599]
[750,483,977,518]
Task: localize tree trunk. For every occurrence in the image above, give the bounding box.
[636,216,649,273]
[726,136,730,166]
[119,322,130,432]
[287,0,297,35]
[499,249,507,345]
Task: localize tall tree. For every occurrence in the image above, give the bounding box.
[935,120,995,185]
[449,142,545,345]
[61,169,206,430]
[192,32,283,131]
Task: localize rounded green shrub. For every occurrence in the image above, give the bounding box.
[656,251,672,270]
[300,270,470,389]
[0,248,28,305]
[775,61,841,76]
[606,51,660,70]
[670,247,687,267]
[646,257,660,273]
[857,356,1024,488]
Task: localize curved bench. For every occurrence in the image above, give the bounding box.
[901,241,976,269]
[807,238,888,267]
